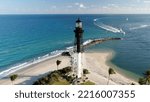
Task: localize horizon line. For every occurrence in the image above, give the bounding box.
[0,13,150,15]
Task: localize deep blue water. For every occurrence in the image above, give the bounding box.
[0,14,150,78]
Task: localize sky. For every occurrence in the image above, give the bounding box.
[0,0,150,14]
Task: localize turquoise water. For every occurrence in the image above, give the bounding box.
[0,14,150,78]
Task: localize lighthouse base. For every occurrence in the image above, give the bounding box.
[77,52,82,78]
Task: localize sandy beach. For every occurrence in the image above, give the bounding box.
[0,51,138,85]
[83,52,138,85]
[0,56,71,85]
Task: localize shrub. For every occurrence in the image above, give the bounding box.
[61,52,71,56]
[83,69,89,74]
[33,66,73,85]
[10,74,18,81]
[138,78,147,85]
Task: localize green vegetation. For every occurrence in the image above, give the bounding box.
[107,68,116,85]
[10,74,18,85]
[80,81,95,85]
[33,66,74,85]
[33,67,93,85]
[61,52,71,56]
[139,70,150,85]
[51,80,70,85]
[56,60,61,70]
[83,69,90,74]
[130,82,135,85]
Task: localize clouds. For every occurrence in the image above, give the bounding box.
[107,4,119,8]
[75,3,86,8]
[1,0,150,14]
[143,0,150,3]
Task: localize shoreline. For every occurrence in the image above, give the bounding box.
[0,50,138,85]
[84,51,138,85]
[0,55,71,85]
[86,49,140,82]
[0,50,65,79]
[106,51,141,82]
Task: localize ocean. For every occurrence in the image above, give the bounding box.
[0,14,150,79]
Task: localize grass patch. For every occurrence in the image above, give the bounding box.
[51,79,70,85]
[80,81,95,85]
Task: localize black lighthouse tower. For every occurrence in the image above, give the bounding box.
[74,18,84,53]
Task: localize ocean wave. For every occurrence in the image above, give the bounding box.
[129,24,150,30]
[83,39,92,45]
[0,50,9,54]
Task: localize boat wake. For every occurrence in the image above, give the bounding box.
[93,18,126,35]
[129,24,150,30]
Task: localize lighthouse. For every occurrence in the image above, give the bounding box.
[73,18,84,78]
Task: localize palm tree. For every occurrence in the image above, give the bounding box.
[138,78,146,85]
[107,68,116,85]
[139,70,150,85]
[143,70,150,85]
[56,60,61,70]
[10,74,18,85]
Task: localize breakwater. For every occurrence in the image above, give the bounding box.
[83,37,122,48]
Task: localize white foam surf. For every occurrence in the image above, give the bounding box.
[0,50,64,79]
